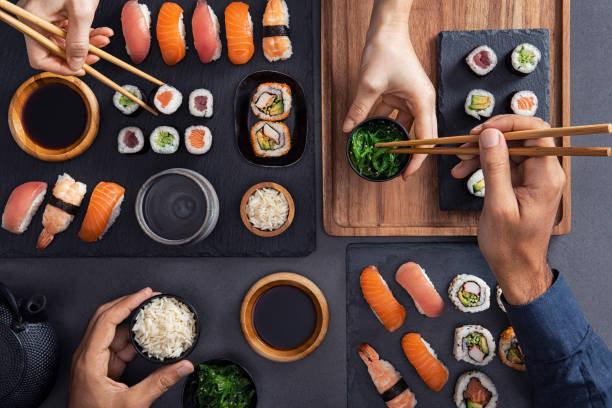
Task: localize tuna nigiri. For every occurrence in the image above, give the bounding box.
[401,333,449,392]
[395,262,445,318]
[2,182,47,234]
[121,0,151,64]
[192,0,222,64]
[225,2,254,65]
[37,174,87,250]
[262,0,292,61]
[357,343,417,408]
[78,182,125,242]
[157,2,186,66]
[360,265,406,332]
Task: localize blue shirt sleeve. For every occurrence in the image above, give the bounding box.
[505,270,612,408]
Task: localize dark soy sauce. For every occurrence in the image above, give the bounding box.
[21,83,87,149]
[253,285,317,350]
[142,174,207,240]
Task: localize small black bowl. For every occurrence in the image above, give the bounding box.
[182,358,257,408]
[129,294,200,364]
[346,116,411,182]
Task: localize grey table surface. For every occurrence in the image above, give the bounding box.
[2,1,612,407]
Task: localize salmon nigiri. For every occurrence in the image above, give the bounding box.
[78,182,125,242]
[192,0,222,64]
[157,2,186,66]
[360,265,406,332]
[262,0,292,61]
[225,2,254,64]
[357,343,417,408]
[401,333,449,392]
[395,262,445,318]
[121,0,151,64]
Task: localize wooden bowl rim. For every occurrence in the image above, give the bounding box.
[239,182,295,238]
[240,272,329,363]
[8,72,99,162]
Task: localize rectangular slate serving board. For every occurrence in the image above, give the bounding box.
[346,243,531,407]
[0,0,315,257]
[437,29,550,211]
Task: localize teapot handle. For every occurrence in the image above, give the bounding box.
[0,282,24,331]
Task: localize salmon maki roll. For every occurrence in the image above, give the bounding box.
[78,182,125,242]
[401,333,449,392]
[225,2,254,64]
[121,0,151,64]
[192,0,222,64]
[262,0,292,62]
[357,343,417,408]
[360,265,406,332]
[156,2,186,66]
[454,371,498,408]
[395,262,445,318]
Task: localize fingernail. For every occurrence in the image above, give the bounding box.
[454,161,464,170]
[472,124,484,133]
[343,119,354,132]
[177,364,194,378]
[480,128,500,148]
[69,57,84,70]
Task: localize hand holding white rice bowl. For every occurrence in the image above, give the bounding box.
[130,294,199,363]
[240,182,295,237]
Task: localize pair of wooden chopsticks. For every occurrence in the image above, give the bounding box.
[0,0,161,115]
[374,124,612,157]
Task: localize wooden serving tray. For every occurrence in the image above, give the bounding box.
[321,0,571,236]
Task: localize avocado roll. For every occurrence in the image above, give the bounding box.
[251,82,292,121]
[510,43,541,75]
[150,126,179,154]
[465,89,495,120]
[113,84,142,116]
[250,121,291,157]
[454,325,496,366]
[448,274,491,313]
[467,169,485,198]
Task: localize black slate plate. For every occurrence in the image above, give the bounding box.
[346,243,531,408]
[0,0,315,257]
[235,70,307,167]
[437,29,550,211]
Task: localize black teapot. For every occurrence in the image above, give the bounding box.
[0,283,58,408]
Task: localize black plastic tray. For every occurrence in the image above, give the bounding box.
[0,0,315,257]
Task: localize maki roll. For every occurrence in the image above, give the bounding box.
[465,45,497,76]
[510,90,538,116]
[448,274,490,313]
[153,84,183,115]
[454,371,498,408]
[250,121,291,157]
[510,43,541,74]
[498,327,526,371]
[113,84,142,116]
[188,89,213,117]
[118,126,145,154]
[150,126,179,154]
[454,325,496,366]
[467,169,485,198]
[496,285,506,313]
[251,82,291,121]
[185,126,212,155]
[465,90,494,120]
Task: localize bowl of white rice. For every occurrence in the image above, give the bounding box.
[240,182,295,238]
[129,294,200,363]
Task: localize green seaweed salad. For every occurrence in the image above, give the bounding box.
[194,362,256,408]
[348,119,409,180]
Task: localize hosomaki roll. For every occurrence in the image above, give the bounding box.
[150,126,179,154]
[465,89,494,120]
[250,121,291,158]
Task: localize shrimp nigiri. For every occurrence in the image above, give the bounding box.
[192,0,222,64]
[225,2,254,64]
[360,265,406,332]
[37,174,87,250]
[262,0,292,61]
[357,343,417,408]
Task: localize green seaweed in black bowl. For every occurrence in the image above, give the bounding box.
[194,361,256,408]
[348,118,410,181]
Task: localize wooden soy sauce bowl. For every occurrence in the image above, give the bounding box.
[240,272,329,363]
[240,182,295,238]
[8,72,99,162]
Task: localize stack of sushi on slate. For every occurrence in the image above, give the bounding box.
[250,82,292,157]
[464,42,541,119]
[114,84,214,156]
